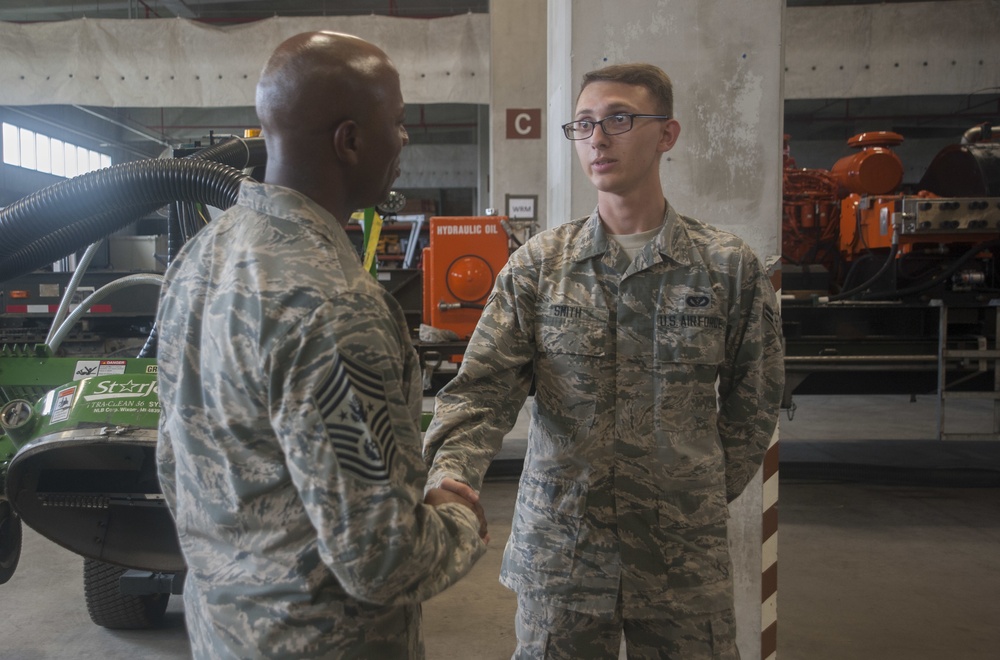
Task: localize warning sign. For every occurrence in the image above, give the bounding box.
[98,360,127,375]
[73,359,128,379]
[51,386,76,424]
[74,361,100,380]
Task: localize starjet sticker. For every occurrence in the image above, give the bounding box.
[82,379,159,402]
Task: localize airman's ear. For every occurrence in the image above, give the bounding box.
[332,120,360,165]
[657,118,681,153]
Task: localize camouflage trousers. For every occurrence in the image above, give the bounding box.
[512,593,739,660]
[185,596,424,659]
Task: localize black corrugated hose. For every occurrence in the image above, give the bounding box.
[187,136,266,171]
[0,158,252,283]
[0,136,268,358]
[166,136,268,258]
[138,136,267,359]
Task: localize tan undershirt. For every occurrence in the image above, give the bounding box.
[608,224,662,260]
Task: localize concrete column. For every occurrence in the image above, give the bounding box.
[546,2,784,658]
[489,0,547,233]
[546,1,573,232]
[477,104,490,214]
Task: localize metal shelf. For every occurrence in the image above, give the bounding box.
[937,303,1000,441]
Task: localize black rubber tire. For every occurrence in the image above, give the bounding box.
[0,503,22,584]
[83,559,169,629]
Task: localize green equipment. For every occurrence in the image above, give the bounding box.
[0,345,182,628]
[0,135,268,629]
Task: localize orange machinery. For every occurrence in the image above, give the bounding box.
[784,128,1000,299]
[781,134,841,270]
[422,215,510,339]
[782,130,909,261]
[834,131,913,257]
[835,132,1000,260]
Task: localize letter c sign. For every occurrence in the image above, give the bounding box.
[506,109,541,139]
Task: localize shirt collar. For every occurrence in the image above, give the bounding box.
[652,203,693,267]
[569,208,611,262]
[236,180,342,245]
[571,201,692,267]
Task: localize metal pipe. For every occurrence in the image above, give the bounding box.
[785,364,971,373]
[71,105,171,148]
[785,355,938,363]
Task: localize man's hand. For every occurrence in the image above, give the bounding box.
[437,477,479,504]
[436,478,489,543]
[425,479,489,543]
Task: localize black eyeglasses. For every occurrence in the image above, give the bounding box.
[562,113,670,140]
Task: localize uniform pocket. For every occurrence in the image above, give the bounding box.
[537,303,608,357]
[535,304,608,434]
[654,324,725,367]
[653,325,724,431]
[508,471,587,576]
[659,483,728,529]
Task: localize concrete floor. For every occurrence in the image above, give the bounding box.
[2,394,999,659]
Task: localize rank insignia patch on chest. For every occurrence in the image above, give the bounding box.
[686,295,711,308]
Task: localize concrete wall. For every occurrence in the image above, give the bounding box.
[784,0,1000,100]
[489,0,548,226]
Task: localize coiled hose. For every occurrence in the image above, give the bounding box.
[163,136,267,263]
[141,137,267,358]
[188,136,267,171]
[0,158,252,282]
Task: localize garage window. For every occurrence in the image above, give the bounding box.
[2,122,111,177]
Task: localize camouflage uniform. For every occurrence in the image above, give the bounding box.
[157,181,486,659]
[425,204,783,658]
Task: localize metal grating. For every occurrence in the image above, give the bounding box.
[0,385,48,407]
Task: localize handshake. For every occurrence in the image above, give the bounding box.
[424,477,490,544]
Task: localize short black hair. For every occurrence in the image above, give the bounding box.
[579,63,673,117]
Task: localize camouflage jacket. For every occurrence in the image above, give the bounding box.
[156,181,485,658]
[425,204,783,617]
